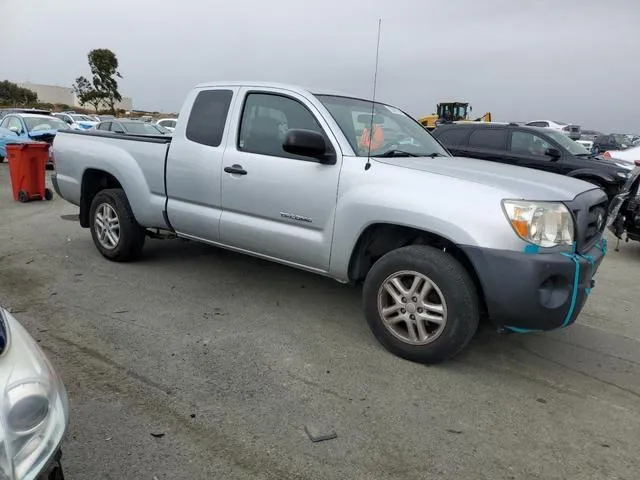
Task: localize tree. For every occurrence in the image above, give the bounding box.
[72,75,104,112]
[0,80,38,106]
[87,49,123,115]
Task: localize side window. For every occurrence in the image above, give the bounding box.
[0,117,9,129]
[110,122,125,133]
[436,128,469,146]
[468,129,507,149]
[186,89,233,147]
[510,131,553,156]
[238,93,325,159]
[527,121,547,128]
[97,122,111,131]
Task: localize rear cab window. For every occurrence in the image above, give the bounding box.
[186,89,233,147]
[468,128,507,150]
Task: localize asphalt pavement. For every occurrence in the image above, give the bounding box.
[0,165,639,479]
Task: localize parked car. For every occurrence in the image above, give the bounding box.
[525,120,581,140]
[0,113,70,166]
[156,118,177,131]
[0,307,69,479]
[602,144,640,170]
[433,122,630,200]
[93,119,172,136]
[575,139,594,151]
[591,133,633,155]
[51,81,609,364]
[0,108,51,121]
[53,113,98,131]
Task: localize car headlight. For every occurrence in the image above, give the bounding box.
[616,171,630,178]
[0,308,68,480]
[502,200,574,248]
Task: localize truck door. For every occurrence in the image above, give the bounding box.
[219,88,342,272]
[165,87,237,241]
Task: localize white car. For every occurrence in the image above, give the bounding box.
[53,113,98,131]
[575,139,593,151]
[526,120,581,140]
[156,118,177,132]
[0,307,68,479]
[603,144,640,170]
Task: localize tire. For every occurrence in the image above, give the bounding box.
[18,190,29,203]
[362,245,479,364]
[44,188,53,201]
[89,188,145,262]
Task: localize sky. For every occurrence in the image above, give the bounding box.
[1,0,639,132]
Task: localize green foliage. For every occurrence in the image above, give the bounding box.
[88,49,122,115]
[72,49,123,114]
[0,80,38,105]
[72,75,104,112]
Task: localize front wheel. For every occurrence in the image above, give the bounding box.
[362,245,479,364]
[89,189,145,262]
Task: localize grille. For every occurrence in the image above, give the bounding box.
[567,189,608,253]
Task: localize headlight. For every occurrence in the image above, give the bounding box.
[502,200,574,248]
[0,308,68,480]
[616,171,630,178]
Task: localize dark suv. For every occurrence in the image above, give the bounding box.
[432,123,630,200]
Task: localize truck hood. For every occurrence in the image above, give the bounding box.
[376,156,593,201]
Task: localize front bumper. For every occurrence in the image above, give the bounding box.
[462,240,606,332]
[36,449,64,480]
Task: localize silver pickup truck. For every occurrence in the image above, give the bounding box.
[52,81,609,364]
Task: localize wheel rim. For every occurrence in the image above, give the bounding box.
[94,203,120,250]
[377,270,448,346]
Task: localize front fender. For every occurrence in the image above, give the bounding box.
[566,168,615,185]
[328,180,520,281]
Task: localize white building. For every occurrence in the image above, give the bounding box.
[16,81,133,111]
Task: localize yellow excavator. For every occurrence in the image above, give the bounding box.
[418,102,491,131]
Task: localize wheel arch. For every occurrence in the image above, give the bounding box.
[347,223,487,316]
[80,169,123,227]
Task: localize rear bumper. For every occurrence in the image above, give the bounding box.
[462,240,606,332]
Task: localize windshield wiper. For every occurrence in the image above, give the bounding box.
[372,150,419,157]
[372,150,447,158]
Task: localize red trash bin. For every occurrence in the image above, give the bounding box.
[6,142,53,203]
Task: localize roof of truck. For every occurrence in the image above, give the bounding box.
[194,81,358,99]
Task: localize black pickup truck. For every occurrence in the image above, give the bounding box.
[433,123,631,200]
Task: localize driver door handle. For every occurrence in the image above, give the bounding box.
[224,164,248,175]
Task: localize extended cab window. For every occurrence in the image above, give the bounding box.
[238,93,324,159]
[436,128,469,146]
[468,128,507,149]
[186,89,233,147]
[510,131,553,156]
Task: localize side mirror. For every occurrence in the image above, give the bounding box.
[9,126,20,134]
[545,147,561,159]
[65,119,73,125]
[283,129,335,164]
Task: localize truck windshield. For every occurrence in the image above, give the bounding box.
[316,95,450,158]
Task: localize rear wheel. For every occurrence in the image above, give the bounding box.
[89,189,145,262]
[363,245,479,364]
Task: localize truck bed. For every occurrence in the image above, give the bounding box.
[53,130,172,229]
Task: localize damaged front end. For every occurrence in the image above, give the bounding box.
[608,168,640,243]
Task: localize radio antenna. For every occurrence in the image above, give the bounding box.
[365,18,382,171]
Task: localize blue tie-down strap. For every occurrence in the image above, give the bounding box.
[559,252,581,328]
